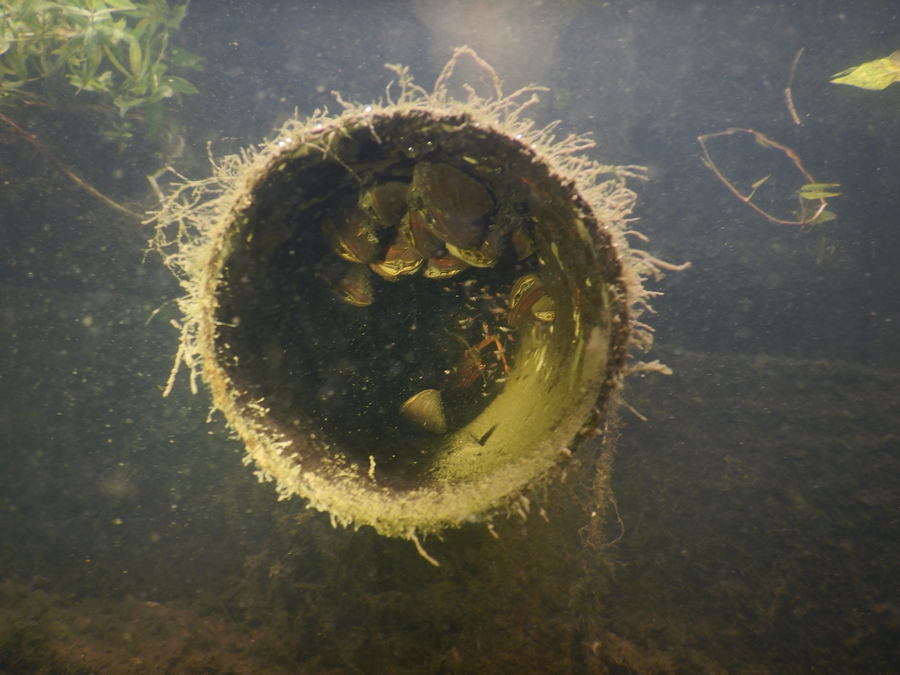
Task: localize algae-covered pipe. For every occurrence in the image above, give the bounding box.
[152,48,655,557]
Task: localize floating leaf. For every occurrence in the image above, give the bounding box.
[800,182,841,200]
[831,50,900,90]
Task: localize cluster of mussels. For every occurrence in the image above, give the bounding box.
[315,161,556,434]
[318,161,553,321]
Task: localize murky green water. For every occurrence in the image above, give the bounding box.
[1,1,898,673]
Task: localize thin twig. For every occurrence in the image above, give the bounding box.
[785,47,804,125]
[0,111,142,220]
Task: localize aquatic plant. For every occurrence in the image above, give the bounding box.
[0,0,199,139]
[699,128,839,228]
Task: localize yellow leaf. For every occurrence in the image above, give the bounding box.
[800,182,841,200]
[831,50,900,90]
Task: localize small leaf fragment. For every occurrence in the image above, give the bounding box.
[751,175,770,190]
[831,50,900,90]
[746,174,770,200]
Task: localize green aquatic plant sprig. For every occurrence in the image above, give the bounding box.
[0,0,200,137]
